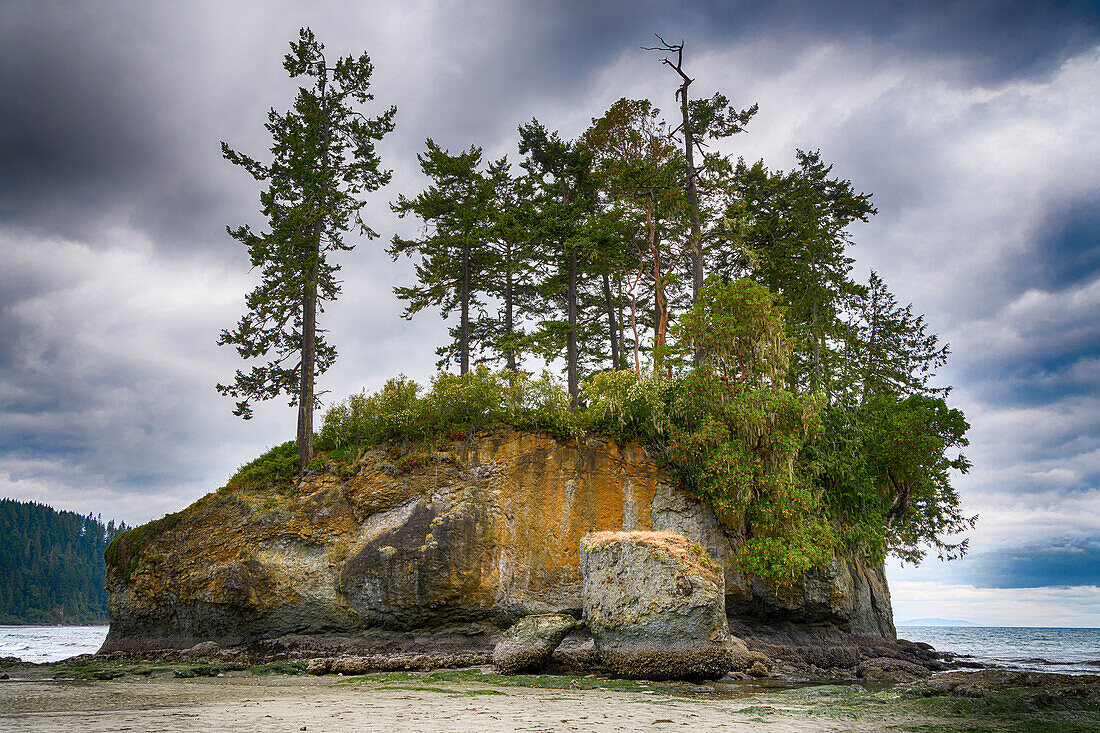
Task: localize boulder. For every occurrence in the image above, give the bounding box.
[492,613,577,674]
[581,530,748,680]
[181,640,219,660]
[911,670,1100,706]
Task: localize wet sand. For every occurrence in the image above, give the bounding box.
[0,672,952,732]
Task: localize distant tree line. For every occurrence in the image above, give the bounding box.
[0,499,128,624]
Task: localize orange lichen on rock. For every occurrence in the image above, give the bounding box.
[101,429,896,654]
[482,433,661,600]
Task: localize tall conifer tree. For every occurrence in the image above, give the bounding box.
[645,36,756,310]
[218,28,395,470]
[723,151,875,395]
[390,140,496,373]
[518,120,595,404]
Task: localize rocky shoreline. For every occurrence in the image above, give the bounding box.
[93,430,1092,721]
[84,626,956,682]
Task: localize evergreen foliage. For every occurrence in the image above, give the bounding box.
[581,98,684,372]
[390,141,498,373]
[721,150,876,396]
[516,120,598,404]
[314,269,971,585]
[218,28,396,470]
[0,499,127,624]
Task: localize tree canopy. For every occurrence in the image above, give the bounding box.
[218,34,972,586]
[0,499,127,624]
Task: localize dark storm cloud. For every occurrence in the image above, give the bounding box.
[723,0,1098,83]
[968,355,1100,408]
[538,0,1100,85]
[0,6,174,241]
[977,537,1100,588]
[0,3,279,257]
[1031,200,1100,291]
[4,1,1095,259]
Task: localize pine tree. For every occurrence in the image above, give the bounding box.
[479,157,541,371]
[518,120,595,405]
[390,140,496,373]
[848,271,950,405]
[581,98,685,373]
[218,28,395,470]
[645,36,756,309]
[723,151,875,395]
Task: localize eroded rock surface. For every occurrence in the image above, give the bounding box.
[909,669,1100,707]
[581,530,748,680]
[857,656,934,682]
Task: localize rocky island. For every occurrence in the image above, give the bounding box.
[101,431,940,682]
[82,24,986,689]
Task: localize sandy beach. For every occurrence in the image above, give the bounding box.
[4,665,1098,733]
[0,673,898,732]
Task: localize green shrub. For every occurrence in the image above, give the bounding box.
[422,367,509,435]
[317,375,426,450]
[504,370,582,439]
[318,368,582,450]
[223,441,299,492]
[580,370,670,441]
[104,510,185,583]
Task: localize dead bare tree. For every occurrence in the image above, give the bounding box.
[644,35,705,307]
[644,34,757,306]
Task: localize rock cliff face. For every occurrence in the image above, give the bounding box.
[101,432,895,654]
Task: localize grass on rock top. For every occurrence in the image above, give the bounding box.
[582,530,722,584]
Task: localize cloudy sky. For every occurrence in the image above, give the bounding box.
[2,0,1097,626]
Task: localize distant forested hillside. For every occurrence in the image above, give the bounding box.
[0,499,127,624]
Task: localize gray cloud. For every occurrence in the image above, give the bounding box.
[5,1,1095,252]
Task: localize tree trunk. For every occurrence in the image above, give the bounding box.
[567,246,578,406]
[602,272,619,370]
[811,296,820,393]
[616,275,626,370]
[654,285,660,351]
[560,176,578,407]
[647,202,667,363]
[298,77,330,473]
[505,244,516,372]
[679,80,705,365]
[461,240,470,375]
[298,255,317,472]
[627,265,642,377]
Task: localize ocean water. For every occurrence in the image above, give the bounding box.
[1,624,1097,673]
[897,626,1100,675]
[0,625,109,663]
